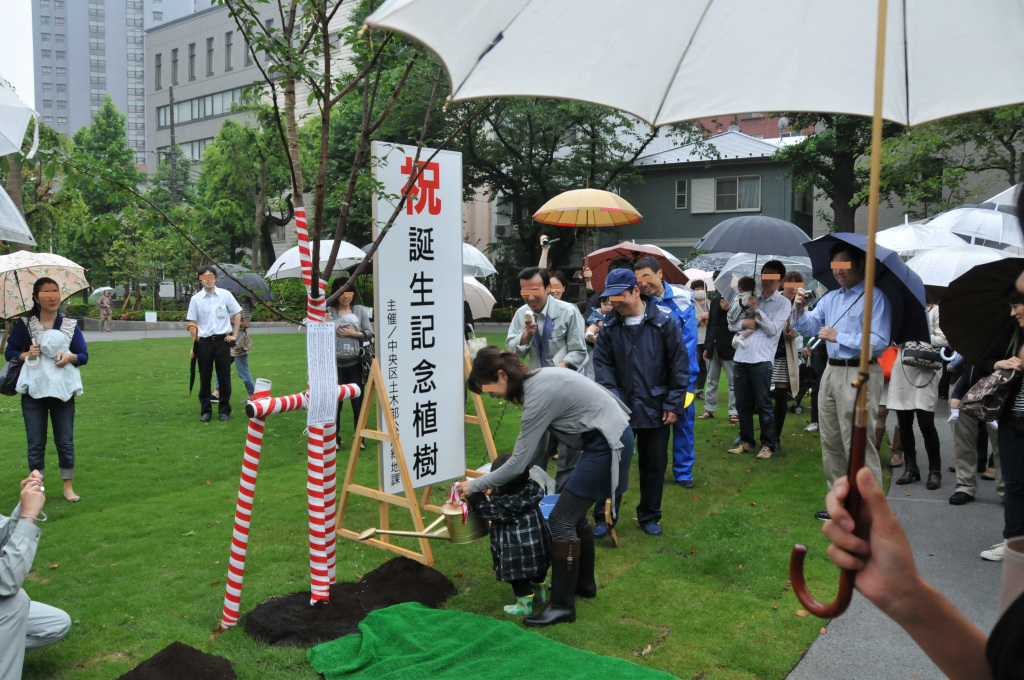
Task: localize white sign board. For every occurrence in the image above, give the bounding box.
[372,142,466,493]
[144,311,157,323]
[306,321,338,426]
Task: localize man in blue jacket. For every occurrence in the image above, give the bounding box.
[634,257,700,489]
[593,269,690,536]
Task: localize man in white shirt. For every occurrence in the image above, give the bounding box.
[727,261,792,459]
[186,265,242,422]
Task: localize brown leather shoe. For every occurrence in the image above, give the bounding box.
[729,415,739,425]
[982,467,996,480]
[756,446,773,459]
[727,443,754,454]
[889,451,903,468]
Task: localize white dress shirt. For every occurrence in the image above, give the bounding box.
[186,287,242,337]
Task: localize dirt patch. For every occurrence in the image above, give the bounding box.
[116,642,235,680]
[243,556,457,646]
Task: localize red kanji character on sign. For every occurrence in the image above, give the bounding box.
[401,157,442,215]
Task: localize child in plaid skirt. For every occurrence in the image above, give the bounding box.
[467,453,552,616]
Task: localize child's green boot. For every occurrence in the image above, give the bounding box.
[533,580,549,605]
[504,595,534,616]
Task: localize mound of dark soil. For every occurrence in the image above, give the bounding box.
[116,641,236,680]
[243,556,458,646]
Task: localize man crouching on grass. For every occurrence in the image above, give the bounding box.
[0,471,71,680]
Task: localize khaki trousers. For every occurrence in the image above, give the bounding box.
[819,363,883,489]
[953,412,1003,497]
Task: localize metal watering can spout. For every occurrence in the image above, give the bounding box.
[356,503,489,544]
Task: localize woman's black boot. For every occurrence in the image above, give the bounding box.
[525,539,579,627]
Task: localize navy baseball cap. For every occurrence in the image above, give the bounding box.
[604,269,638,296]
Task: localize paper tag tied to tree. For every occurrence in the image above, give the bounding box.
[306,321,338,426]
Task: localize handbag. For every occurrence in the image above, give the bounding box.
[466,334,487,359]
[960,368,1019,422]
[901,340,943,370]
[359,336,376,384]
[0,358,24,396]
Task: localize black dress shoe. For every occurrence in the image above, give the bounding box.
[219,414,230,422]
[678,480,695,488]
[948,491,975,505]
[926,470,941,490]
[200,413,212,422]
[814,510,830,521]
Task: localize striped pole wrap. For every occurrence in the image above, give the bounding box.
[245,384,361,419]
[321,419,338,584]
[219,378,272,630]
[306,424,330,602]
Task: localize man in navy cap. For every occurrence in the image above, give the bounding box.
[593,269,690,536]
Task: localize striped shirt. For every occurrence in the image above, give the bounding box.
[794,281,891,359]
[728,291,791,364]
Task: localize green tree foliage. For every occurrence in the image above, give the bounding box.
[772,114,906,232]
[66,95,144,216]
[148,143,196,212]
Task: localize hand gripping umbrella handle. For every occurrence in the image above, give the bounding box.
[790,379,870,619]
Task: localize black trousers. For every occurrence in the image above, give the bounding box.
[198,336,232,416]
[336,363,365,434]
[594,424,669,526]
[896,409,941,471]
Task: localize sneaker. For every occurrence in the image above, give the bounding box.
[804,422,819,432]
[728,443,754,455]
[756,446,773,459]
[814,510,831,521]
[593,521,610,538]
[210,394,219,403]
[640,523,663,536]
[981,541,1006,561]
[981,467,997,480]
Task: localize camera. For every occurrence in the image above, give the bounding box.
[524,311,534,324]
[541,238,551,246]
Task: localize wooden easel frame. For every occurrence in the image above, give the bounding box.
[336,358,435,565]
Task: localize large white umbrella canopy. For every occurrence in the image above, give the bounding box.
[905,244,1015,288]
[0,184,36,246]
[364,0,1024,128]
[926,207,1024,253]
[265,240,365,281]
[462,242,497,278]
[875,221,965,258]
[463,275,496,320]
[0,76,37,158]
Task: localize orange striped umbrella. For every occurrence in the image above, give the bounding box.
[532,188,642,227]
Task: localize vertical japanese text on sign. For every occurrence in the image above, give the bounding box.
[401,158,442,216]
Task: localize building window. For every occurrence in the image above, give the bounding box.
[171,48,178,85]
[57,100,66,109]
[41,66,52,75]
[41,33,50,42]
[57,116,67,125]
[55,33,65,43]
[40,16,51,24]
[188,43,196,80]
[224,31,233,70]
[153,11,162,21]
[779,131,800,138]
[42,82,52,91]
[41,49,52,59]
[43,100,53,109]
[244,43,253,66]
[43,116,54,124]
[715,176,761,212]
[56,83,66,93]
[55,50,65,60]
[40,0,50,7]
[155,53,162,90]
[54,16,64,25]
[54,0,64,8]
[675,180,687,210]
[740,112,764,119]
[206,37,214,76]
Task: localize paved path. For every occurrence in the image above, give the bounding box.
[786,398,1004,679]
[81,325,306,343]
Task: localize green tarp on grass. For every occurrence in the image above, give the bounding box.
[308,602,678,680]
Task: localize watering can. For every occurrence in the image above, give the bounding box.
[356,502,488,545]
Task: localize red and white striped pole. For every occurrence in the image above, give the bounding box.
[219,377,272,630]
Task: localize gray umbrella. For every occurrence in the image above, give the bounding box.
[685,251,734,272]
[694,216,810,256]
[213,263,274,301]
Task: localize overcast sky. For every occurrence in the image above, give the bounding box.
[1,0,35,102]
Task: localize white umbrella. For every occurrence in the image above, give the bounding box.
[88,286,116,302]
[462,242,497,278]
[364,1,1024,128]
[641,244,682,267]
[0,184,35,246]
[905,244,1014,288]
[0,76,38,158]
[265,240,365,281]
[0,251,89,319]
[983,184,1020,208]
[681,267,714,289]
[926,207,1024,253]
[712,253,813,301]
[463,275,496,320]
[875,219,965,258]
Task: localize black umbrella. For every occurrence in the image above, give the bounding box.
[939,257,1024,365]
[803,232,929,345]
[213,263,274,301]
[694,216,809,256]
[187,323,199,394]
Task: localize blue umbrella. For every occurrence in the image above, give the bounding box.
[802,233,929,345]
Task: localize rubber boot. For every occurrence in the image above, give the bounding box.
[576,524,597,598]
[524,539,579,627]
[504,595,533,616]
[533,580,549,605]
[895,450,920,485]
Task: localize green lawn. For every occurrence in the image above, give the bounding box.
[0,332,883,679]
